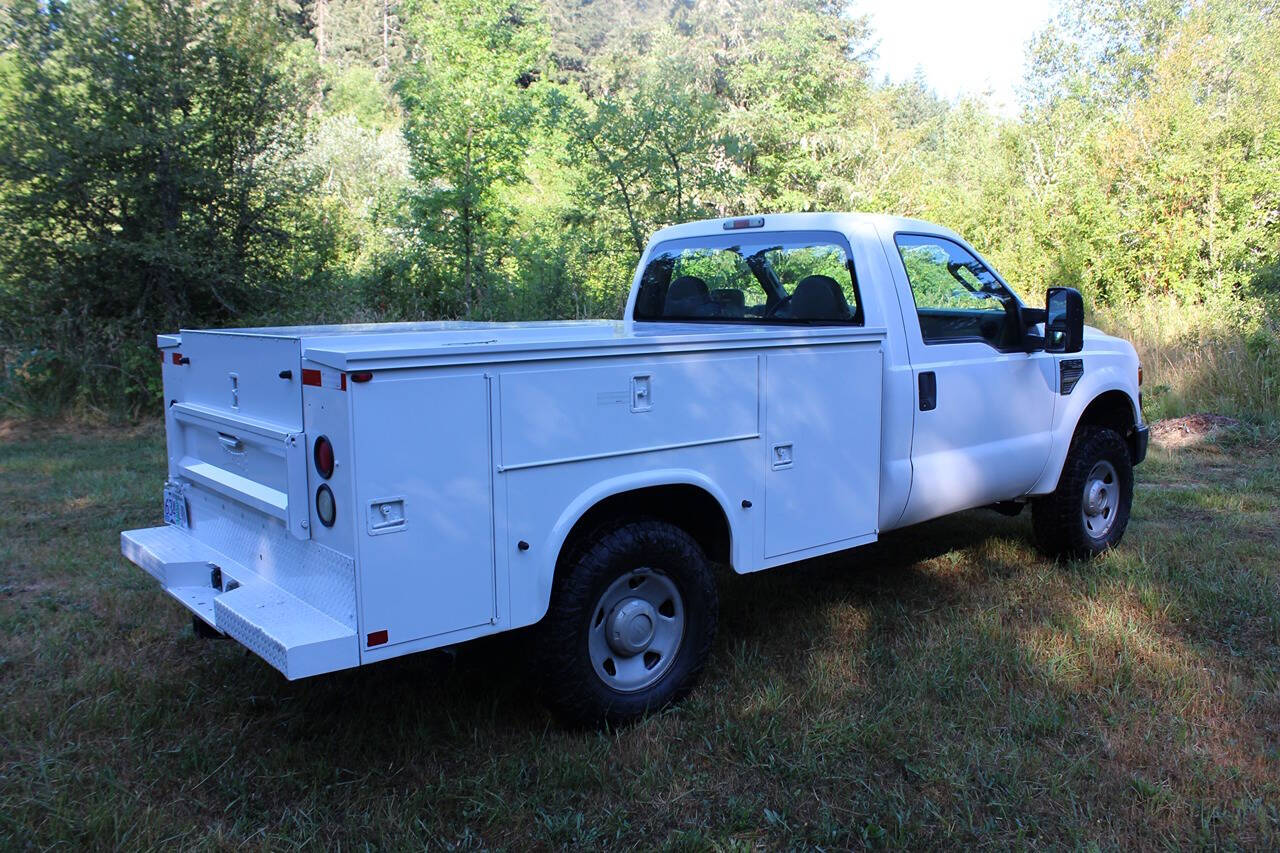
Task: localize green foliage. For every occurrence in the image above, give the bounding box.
[552,54,732,256]
[305,0,404,72]
[0,0,334,415]
[395,0,546,318]
[324,64,400,129]
[0,0,1277,418]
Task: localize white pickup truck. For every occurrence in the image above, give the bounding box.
[122,213,1148,724]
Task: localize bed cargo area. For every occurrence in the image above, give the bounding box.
[124,317,887,680]
[124,327,359,679]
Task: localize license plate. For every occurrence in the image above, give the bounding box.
[163,485,189,529]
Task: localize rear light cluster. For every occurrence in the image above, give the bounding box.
[313,435,336,527]
[315,486,336,528]
[314,435,335,479]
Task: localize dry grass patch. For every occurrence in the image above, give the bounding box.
[1,425,1278,847]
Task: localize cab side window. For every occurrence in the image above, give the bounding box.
[895,234,1020,349]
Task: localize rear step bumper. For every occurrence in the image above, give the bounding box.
[122,526,358,679]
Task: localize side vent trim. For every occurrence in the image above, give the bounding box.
[1060,358,1084,395]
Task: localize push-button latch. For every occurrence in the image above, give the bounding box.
[631,375,653,412]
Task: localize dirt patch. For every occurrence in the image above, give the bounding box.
[1149,413,1240,448]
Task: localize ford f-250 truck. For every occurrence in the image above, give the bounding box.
[122,213,1148,724]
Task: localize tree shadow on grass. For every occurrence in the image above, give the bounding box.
[183,508,1024,765]
[240,508,1033,749]
[149,487,1278,847]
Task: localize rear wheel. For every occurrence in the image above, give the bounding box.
[1033,426,1133,558]
[535,519,718,727]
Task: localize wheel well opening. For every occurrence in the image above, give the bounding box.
[1077,390,1139,461]
[560,485,732,569]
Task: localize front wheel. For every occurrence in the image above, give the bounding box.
[534,519,718,727]
[1032,426,1134,559]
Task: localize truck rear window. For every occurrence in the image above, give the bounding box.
[633,230,863,325]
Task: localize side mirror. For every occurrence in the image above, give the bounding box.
[1045,286,1084,353]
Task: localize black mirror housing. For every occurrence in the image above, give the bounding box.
[1045,286,1084,353]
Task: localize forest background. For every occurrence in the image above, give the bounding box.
[1,0,1276,424]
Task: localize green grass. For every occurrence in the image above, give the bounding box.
[2,422,1278,848]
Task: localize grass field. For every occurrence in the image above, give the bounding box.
[1,421,1277,848]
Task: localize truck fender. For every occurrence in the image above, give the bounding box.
[1029,365,1140,495]
[528,470,740,626]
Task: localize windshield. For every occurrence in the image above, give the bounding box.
[632,230,863,325]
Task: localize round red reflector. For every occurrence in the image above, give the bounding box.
[315,485,336,527]
[313,435,335,479]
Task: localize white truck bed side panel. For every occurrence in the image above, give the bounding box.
[497,355,759,470]
[504,444,759,629]
[351,371,498,653]
[763,345,883,558]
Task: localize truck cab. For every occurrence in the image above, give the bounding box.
[123,212,1147,725]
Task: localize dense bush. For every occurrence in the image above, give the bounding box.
[1,0,1277,422]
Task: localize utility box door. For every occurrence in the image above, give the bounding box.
[764,345,882,559]
[352,372,496,649]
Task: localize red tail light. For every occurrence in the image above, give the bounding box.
[313,436,335,479]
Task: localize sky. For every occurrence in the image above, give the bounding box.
[864,0,1058,117]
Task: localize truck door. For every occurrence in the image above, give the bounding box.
[887,232,1056,527]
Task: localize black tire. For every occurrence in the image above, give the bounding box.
[535,518,718,727]
[1032,426,1134,559]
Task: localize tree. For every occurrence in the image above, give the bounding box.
[0,0,329,412]
[396,0,545,318]
[667,0,874,212]
[303,0,404,74]
[557,57,732,257]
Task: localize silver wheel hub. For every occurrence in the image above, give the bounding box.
[607,598,657,655]
[1081,460,1120,538]
[587,568,684,693]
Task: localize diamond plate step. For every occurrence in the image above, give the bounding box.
[122,525,230,588]
[122,526,358,679]
[214,582,357,679]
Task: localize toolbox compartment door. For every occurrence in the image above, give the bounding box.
[351,372,497,650]
[167,402,311,540]
[171,331,303,431]
[763,344,883,558]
